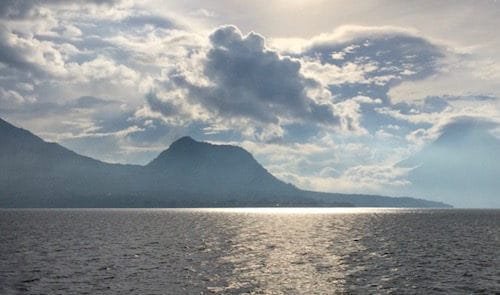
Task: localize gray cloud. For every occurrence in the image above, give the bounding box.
[68,96,117,109]
[292,29,447,135]
[435,116,499,142]
[0,95,118,117]
[298,29,445,105]
[158,25,339,127]
[0,23,72,79]
[303,34,443,80]
[145,92,178,117]
[123,14,176,30]
[0,25,39,74]
[0,0,34,19]
[0,0,119,19]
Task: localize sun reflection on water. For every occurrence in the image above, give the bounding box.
[193,207,410,214]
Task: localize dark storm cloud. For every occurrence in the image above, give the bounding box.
[158,25,339,126]
[0,0,119,19]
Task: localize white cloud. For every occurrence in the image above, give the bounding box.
[0,87,35,107]
[67,55,139,85]
[275,163,412,196]
[301,59,375,86]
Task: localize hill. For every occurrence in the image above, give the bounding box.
[399,118,500,207]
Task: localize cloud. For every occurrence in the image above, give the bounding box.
[69,95,116,108]
[145,91,178,117]
[122,14,176,30]
[377,96,499,129]
[210,26,337,121]
[274,163,412,196]
[135,24,466,179]
[0,95,118,118]
[162,26,339,126]
[405,115,500,147]
[0,22,78,78]
[295,26,445,94]
[0,87,34,108]
[388,56,500,105]
[234,134,412,196]
[0,0,120,19]
[435,116,499,139]
[271,26,451,136]
[67,55,139,85]
[0,25,47,74]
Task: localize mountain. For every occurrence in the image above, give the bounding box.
[0,118,150,207]
[399,118,500,208]
[147,136,297,195]
[0,118,450,208]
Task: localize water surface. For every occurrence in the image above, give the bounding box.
[0,208,499,294]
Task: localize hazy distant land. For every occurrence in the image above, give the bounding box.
[0,118,450,208]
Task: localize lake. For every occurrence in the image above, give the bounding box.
[0,208,499,294]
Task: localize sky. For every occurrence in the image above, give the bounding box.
[0,0,499,207]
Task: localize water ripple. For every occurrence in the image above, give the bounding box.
[0,208,498,294]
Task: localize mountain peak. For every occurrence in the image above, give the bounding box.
[163,136,212,156]
[400,117,500,207]
[171,136,198,146]
[147,136,248,169]
[144,135,297,195]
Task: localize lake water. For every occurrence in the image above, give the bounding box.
[0,208,499,294]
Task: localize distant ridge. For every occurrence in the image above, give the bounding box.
[399,118,500,207]
[0,117,451,208]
